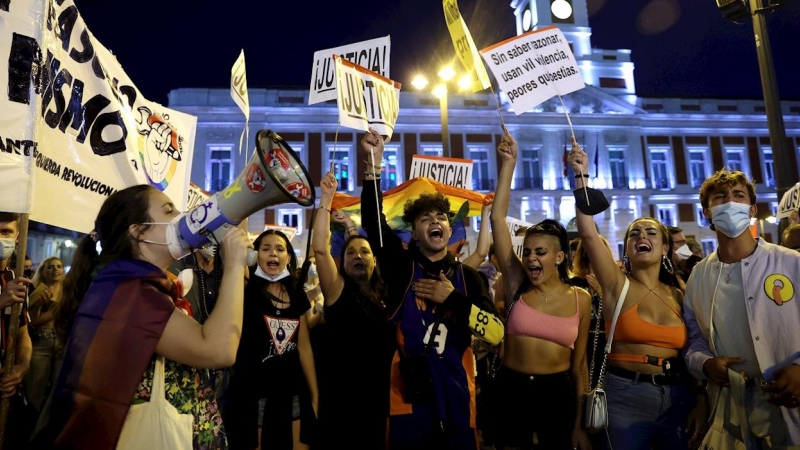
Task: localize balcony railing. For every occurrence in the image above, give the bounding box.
[473,179,495,191]
[516,177,544,189]
[611,177,628,189]
[653,178,670,189]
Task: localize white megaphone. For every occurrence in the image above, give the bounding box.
[168,130,315,265]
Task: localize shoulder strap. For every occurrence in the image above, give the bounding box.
[604,277,629,354]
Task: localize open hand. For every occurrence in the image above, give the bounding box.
[412,271,454,304]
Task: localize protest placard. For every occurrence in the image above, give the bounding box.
[507,217,534,236]
[442,0,490,92]
[480,26,584,115]
[308,36,391,105]
[334,56,401,139]
[408,154,473,190]
[778,182,800,219]
[187,182,211,210]
[0,0,196,232]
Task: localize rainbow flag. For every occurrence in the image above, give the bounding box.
[329,177,489,259]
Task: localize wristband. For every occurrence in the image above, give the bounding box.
[576,174,590,179]
[364,171,382,178]
[319,206,332,213]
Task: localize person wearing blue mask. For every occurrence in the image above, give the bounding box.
[684,169,800,447]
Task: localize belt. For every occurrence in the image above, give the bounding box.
[608,353,664,366]
[607,365,681,386]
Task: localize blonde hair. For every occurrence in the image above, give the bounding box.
[570,236,612,278]
[31,256,63,287]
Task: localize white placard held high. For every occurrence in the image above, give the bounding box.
[409,155,473,190]
[334,56,401,139]
[308,36,391,105]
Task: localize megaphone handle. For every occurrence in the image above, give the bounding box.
[210,223,258,266]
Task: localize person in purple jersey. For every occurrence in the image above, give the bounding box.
[359,128,504,450]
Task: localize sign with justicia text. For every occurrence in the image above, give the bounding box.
[480,26,584,115]
[0,0,196,232]
[334,55,401,139]
[409,154,473,190]
[308,36,391,105]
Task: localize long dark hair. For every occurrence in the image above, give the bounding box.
[338,235,387,308]
[622,217,681,289]
[55,185,156,340]
[250,229,300,296]
[525,219,571,284]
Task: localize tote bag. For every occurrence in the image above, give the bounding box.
[699,369,752,450]
[117,356,194,450]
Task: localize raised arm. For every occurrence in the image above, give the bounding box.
[567,140,626,310]
[312,171,346,306]
[156,226,251,368]
[462,196,493,269]
[490,125,526,295]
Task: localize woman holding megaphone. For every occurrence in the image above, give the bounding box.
[36,184,252,449]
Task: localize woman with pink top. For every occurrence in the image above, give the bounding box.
[490,126,592,450]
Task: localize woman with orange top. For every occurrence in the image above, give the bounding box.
[568,142,707,449]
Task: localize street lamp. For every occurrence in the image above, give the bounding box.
[411,66,473,158]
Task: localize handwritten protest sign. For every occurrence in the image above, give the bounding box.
[443,0,490,92]
[409,154,473,190]
[308,36,391,105]
[480,26,584,115]
[334,56,401,139]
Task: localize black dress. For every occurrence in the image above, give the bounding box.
[315,280,394,450]
[226,278,312,450]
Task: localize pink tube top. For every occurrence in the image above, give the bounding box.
[506,287,580,349]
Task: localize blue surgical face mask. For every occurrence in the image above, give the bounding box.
[255,265,290,282]
[710,201,752,238]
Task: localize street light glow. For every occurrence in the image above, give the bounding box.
[766,216,777,224]
[411,75,429,90]
[438,66,456,81]
[64,239,74,248]
[432,83,448,99]
[457,74,472,91]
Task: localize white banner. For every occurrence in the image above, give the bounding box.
[507,217,534,236]
[334,56,401,139]
[308,36,391,105]
[777,182,800,219]
[512,236,526,260]
[480,26,584,115]
[409,154,473,190]
[443,0,490,92]
[264,224,297,242]
[187,182,211,210]
[230,50,250,120]
[0,0,196,232]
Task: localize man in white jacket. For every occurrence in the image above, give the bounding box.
[684,169,800,447]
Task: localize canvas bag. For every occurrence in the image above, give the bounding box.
[117,356,193,450]
[699,369,752,450]
[584,277,629,431]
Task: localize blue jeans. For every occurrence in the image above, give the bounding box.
[603,372,693,450]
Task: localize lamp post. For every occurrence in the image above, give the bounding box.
[716,0,794,203]
[411,66,472,158]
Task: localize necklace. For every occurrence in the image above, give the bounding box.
[722,262,740,284]
[535,287,548,303]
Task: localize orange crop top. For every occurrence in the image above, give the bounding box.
[506,287,580,349]
[605,301,687,350]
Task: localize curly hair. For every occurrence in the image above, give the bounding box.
[699,169,756,208]
[401,192,452,228]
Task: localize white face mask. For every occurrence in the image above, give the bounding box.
[255,265,290,282]
[0,238,15,261]
[198,246,216,261]
[710,201,752,239]
[674,244,693,261]
[308,263,317,277]
[139,217,191,260]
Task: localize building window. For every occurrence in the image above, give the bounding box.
[599,77,627,89]
[617,242,625,261]
[469,146,493,191]
[608,147,628,189]
[287,143,305,166]
[650,147,670,189]
[696,203,710,227]
[656,204,676,226]
[207,144,234,192]
[725,147,743,172]
[518,146,543,189]
[328,145,352,191]
[381,145,401,190]
[278,208,303,236]
[421,145,443,157]
[689,147,708,188]
[701,239,716,257]
[472,215,483,232]
[763,147,776,188]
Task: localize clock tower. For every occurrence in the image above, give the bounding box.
[510,0,636,102]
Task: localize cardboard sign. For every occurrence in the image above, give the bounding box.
[408,154,473,190]
[308,36,391,105]
[334,56,401,139]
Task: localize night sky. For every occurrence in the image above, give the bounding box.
[73,0,800,106]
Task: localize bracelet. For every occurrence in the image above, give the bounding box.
[364,170,382,178]
[319,205,332,213]
[576,174,590,179]
[346,226,357,232]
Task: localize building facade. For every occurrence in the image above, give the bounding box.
[168,0,800,261]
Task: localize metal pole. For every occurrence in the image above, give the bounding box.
[440,92,450,158]
[750,0,794,203]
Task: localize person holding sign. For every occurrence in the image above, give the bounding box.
[490,127,592,450]
[568,143,707,449]
[359,128,503,449]
[311,169,394,449]
[36,185,251,449]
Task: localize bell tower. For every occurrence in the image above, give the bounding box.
[510,0,637,102]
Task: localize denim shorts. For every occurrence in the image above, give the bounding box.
[257,395,301,425]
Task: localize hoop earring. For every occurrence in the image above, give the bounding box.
[662,254,674,275]
[622,255,631,274]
